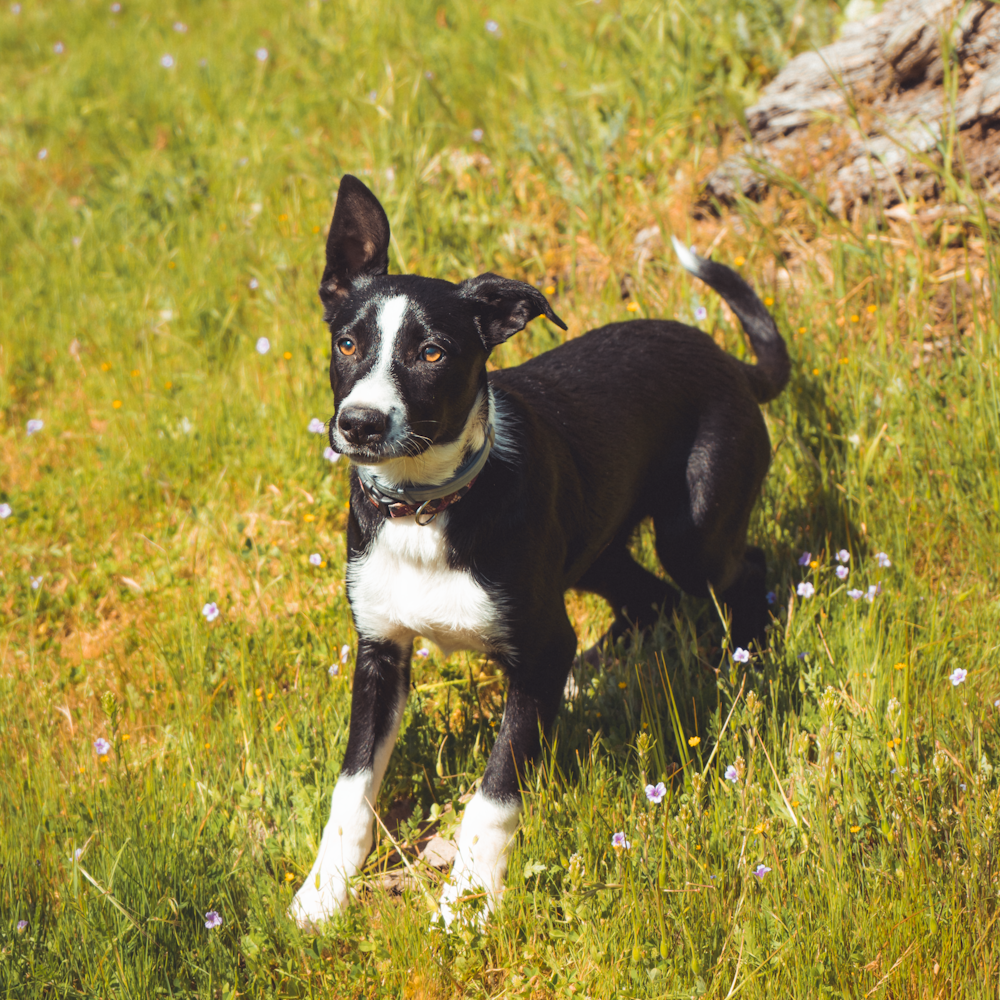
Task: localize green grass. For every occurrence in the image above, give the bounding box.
[2,0,1000,996]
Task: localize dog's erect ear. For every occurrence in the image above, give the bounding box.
[319,175,391,311]
[459,273,568,348]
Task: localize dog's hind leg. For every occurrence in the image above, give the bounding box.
[574,543,679,666]
[657,530,771,652]
[652,409,772,652]
[289,637,410,929]
[719,545,770,651]
[440,610,576,926]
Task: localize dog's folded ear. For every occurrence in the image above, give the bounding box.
[460,274,568,348]
[319,175,391,313]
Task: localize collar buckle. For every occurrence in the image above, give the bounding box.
[413,499,439,526]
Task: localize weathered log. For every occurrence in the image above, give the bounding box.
[704,0,1000,212]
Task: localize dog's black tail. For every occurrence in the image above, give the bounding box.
[671,237,790,404]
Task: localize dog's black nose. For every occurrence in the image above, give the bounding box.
[338,405,389,446]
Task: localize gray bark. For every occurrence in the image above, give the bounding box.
[704,0,1000,212]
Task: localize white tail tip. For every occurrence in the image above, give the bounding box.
[671,236,705,275]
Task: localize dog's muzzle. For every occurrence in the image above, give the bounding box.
[337,405,389,448]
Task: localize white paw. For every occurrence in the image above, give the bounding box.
[438,866,490,929]
[288,771,379,930]
[287,872,350,930]
[437,791,521,928]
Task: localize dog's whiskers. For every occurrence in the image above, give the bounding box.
[400,434,431,458]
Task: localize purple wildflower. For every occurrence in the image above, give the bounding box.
[160,54,174,68]
[836,565,849,580]
[797,551,811,566]
[752,863,771,879]
[733,647,750,664]
[340,644,350,664]
[26,419,44,435]
[204,910,222,929]
[796,581,814,598]
[694,306,708,322]
[17,919,27,933]
[93,737,111,756]
[255,48,268,62]
[0,503,11,519]
[949,667,967,687]
[875,552,891,568]
[256,337,270,355]
[724,764,739,783]
[847,588,863,600]
[308,418,326,434]
[471,128,484,142]
[836,549,850,563]
[766,590,776,605]
[416,647,430,658]
[323,446,341,463]
[645,782,666,804]
[611,832,631,850]
[202,602,220,622]
[309,553,322,566]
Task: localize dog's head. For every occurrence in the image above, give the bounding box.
[319,175,565,466]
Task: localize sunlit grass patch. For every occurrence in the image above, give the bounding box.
[2,0,1000,995]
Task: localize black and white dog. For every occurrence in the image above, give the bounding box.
[289,175,789,928]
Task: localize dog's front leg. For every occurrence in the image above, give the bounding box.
[289,637,410,929]
[440,622,575,926]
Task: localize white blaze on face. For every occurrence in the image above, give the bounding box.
[338,295,409,420]
[439,791,521,927]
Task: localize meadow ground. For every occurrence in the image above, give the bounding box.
[2,0,1000,996]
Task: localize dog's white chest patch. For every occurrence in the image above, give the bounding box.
[347,514,502,655]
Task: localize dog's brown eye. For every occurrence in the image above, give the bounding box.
[338,338,357,357]
[421,345,443,363]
